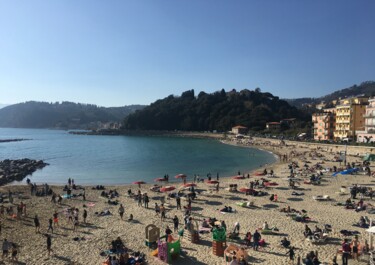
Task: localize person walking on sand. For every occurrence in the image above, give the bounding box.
[118,204,125,220]
[34,214,40,233]
[46,234,53,257]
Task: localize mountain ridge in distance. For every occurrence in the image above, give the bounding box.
[0,101,145,129]
[285,81,375,108]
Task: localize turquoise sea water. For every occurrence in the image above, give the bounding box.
[0,128,276,185]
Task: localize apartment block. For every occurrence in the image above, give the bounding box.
[356,97,375,143]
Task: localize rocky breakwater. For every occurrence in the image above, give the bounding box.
[0,159,49,185]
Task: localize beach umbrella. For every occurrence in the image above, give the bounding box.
[160,186,176,193]
[232,175,245,180]
[183,183,197,188]
[239,188,252,193]
[133,181,146,188]
[206,180,219,184]
[154,178,167,182]
[175,174,187,180]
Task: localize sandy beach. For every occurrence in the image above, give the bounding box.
[1,137,374,265]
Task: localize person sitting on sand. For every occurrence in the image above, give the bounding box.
[262,221,270,230]
[281,237,290,248]
[303,225,313,238]
[280,205,291,213]
[244,231,252,246]
[345,198,354,209]
[356,199,365,212]
[202,219,210,228]
[233,222,240,234]
[128,214,133,222]
[358,216,367,228]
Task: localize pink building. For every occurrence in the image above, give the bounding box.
[312,109,336,141]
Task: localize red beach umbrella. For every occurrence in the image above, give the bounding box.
[232,175,245,180]
[206,180,219,184]
[183,183,197,188]
[133,181,146,188]
[160,186,176,193]
[175,174,187,179]
[239,187,252,193]
[154,178,167,182]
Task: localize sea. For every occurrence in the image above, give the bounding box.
[0,128,276,185]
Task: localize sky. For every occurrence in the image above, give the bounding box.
[0,1,374,107]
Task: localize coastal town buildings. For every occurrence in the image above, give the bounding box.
[356,97,375,143]
[231,125,248,134]
[312,108,336,141]
[266,122,281,130]
[311,96,372,142]
[333,96,368,140]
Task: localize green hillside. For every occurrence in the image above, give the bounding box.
[123,89,310,131]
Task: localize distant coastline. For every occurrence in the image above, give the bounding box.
[0,138,29,143]
[69,129,225,140]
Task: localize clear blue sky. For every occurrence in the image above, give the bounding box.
[0,0,374,107]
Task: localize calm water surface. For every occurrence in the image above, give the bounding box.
[0,128,276,185]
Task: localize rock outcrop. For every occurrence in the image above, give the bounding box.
[0,159,48,185]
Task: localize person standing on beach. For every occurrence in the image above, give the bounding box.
[341,239,350,265]
[155,203,160,216]
[137,193,142,207]
[118,204,125,220]
[176,196,181,210]
[53,211,59,227]
[46,234,53,257]
[253,230,261,251]
[47,218,53,233]
[2,238,9,260]
[173,215,179,232]
[34,215,40,233]
[286,246,295,264]
[144,194,149,209]
[160,204,166,221]
[83,209,87,224]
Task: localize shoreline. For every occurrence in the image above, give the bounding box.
[2,134,375,264]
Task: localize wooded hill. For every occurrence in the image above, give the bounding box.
[286,81,375,108]
[123,89,310,131]
[0,101,144,129]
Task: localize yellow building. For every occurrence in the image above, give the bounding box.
[334,97,368,140]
